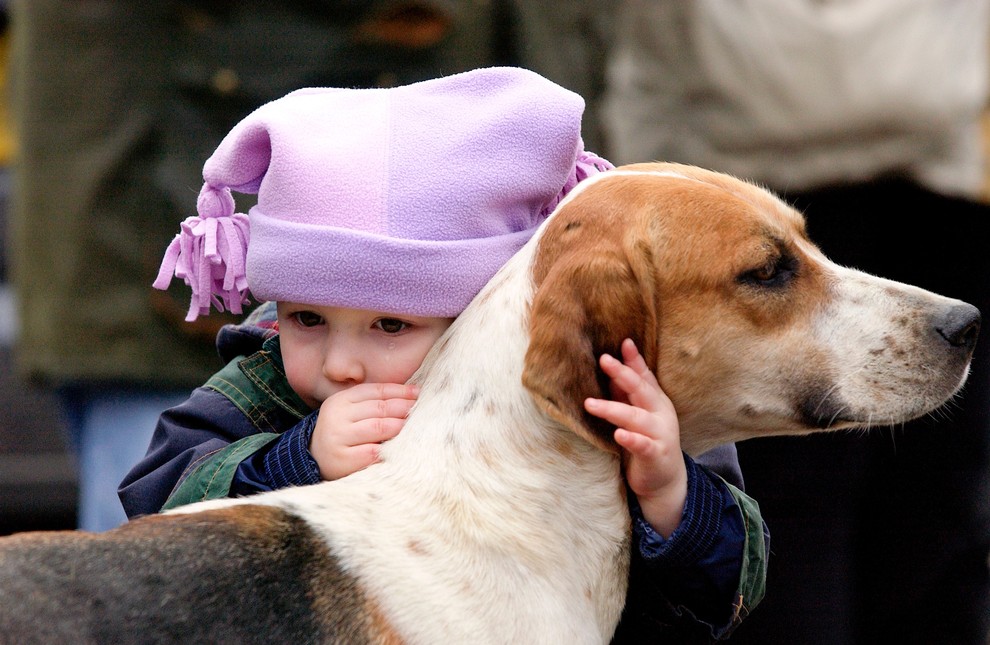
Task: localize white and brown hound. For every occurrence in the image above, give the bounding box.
[0,163,978,644]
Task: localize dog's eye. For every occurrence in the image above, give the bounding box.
[739,255,796,288]
[749,263,777,282]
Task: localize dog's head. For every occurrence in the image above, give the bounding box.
[522,162,980,455]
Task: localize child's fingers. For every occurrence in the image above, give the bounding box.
[313,390,412,476]
[613,427,654,456]
[344,397,417,425]
[349,416,405,445]
[338,443,385,477]
[602,339,652,386]
[318,416,403,474]
[344,382,420,403]
[311,415,400,480]
[598,353,665,411]
[584,397,655,438]
[619,338,653,380]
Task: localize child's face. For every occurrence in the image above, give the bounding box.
[276,302,454,409]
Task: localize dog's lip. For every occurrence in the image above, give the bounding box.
[802,414,851,430]
[798,399,853,430]
[798,404,943,430]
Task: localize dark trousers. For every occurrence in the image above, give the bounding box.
[730,179,990,645]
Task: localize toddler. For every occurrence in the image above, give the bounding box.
[120,67,766,641]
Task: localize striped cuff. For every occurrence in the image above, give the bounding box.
[262,412,322,489]
[633,453,724,565]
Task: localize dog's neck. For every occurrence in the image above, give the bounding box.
[389,235,627,538]
[363,236,631,643]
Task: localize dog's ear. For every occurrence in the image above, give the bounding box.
[522,200,659,453]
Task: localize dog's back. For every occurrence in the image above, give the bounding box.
[0,505,385,645]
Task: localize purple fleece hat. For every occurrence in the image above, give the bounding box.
[154,67,612,320]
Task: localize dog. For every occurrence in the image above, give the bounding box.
[0,163,979,644]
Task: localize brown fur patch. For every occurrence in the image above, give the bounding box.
[523,163,837,454]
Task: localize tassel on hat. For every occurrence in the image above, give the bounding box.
[153,184,250,321]
[541,147,614,218]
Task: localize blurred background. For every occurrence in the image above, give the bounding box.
[1,2,988,644]
[0,1,77,535]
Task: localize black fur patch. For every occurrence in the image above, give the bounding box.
[0,505,375,644]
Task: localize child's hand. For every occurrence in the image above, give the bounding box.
[584,338,688,538]
[309,382,419,481]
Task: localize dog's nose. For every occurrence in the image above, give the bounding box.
[937,303,981,350]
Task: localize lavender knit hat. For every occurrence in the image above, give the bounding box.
[154,67,612,320]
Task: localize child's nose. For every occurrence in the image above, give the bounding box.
[321,344,365,384]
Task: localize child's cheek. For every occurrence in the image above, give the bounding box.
[281,342,321,408]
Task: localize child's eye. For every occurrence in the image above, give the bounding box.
[375,318,409,334]
[293,311,324,328]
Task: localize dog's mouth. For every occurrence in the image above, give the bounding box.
[796,363,973,431]
[798,397,855,430]
[784,372,858,430]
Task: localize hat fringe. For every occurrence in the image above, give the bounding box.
[153,184,251,321]
[540,147,615,217]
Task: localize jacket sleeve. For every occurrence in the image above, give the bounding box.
[119,387,327,516]
[163,411,326,511]
[117,385,268,518]
[611,449,768,643]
